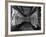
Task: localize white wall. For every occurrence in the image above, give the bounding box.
[0,0,5,37]
[0,0,46,37]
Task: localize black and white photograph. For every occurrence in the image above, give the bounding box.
[8,2,44,35]
[11,6,41,31]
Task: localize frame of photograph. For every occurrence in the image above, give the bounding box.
[7,1,45,36]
